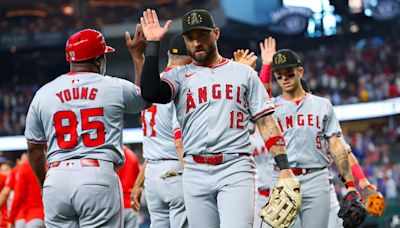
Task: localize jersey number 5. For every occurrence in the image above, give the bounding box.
[53,108,105,149]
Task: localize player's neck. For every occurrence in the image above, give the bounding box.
[70,64,99,74]
[193,51,221,67]
[282,88,306,101]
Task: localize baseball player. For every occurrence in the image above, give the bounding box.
[257,37,382,227]
[9,160,45,227]
[117,146,141,228]
[266,48,365,228]
[130,33,191,228]
[25,29,150,227]
[139,9,301,228]
[0,161,11,227]
[0,154,28,228]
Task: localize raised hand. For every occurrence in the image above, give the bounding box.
[259,37,276,65]
[125,24,147,60]
[140,9,172,41]
[233,49,258,69]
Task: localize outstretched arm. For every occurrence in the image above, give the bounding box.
[259,37,276,97]
[125,24,147,86]
[140,9,173,103]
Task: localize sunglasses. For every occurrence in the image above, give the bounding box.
[274,72,296,80]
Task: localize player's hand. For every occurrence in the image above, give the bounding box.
[140,9,172,41]
[125,24,147,60]
[278,168,296,179]
[130,187,142,212]
[233,49,257,69]
[259,37,276,65]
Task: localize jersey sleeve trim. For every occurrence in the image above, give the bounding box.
[251,107,275,121]
[161,78,175,101]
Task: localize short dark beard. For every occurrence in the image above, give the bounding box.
[188,43,216,63]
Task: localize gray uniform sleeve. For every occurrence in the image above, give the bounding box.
[171,104,180,131]
[246,68,275,121]
[25,93,47,144]
[118,78,151,114]
[324,102,342,138]
[161,67,180,101]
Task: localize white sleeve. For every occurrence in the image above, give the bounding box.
[246,68,275,121]
[118,78,151,114]
[24,93,47,144]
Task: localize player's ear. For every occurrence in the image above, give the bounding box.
[213,28,220,41]
[298,67,304,77]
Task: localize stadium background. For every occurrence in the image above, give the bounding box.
[0,0,399,227]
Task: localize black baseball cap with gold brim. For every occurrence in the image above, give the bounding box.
[182,9,215,34]
[271,49,302,72]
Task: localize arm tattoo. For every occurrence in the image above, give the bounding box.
[330,140,354,182]
[256,115,286,157]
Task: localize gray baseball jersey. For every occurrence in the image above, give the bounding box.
[25,72,149,167]
[270,93,342,168]
[141,102,180,160]
[161,59,275,156]
[142,69,181,160]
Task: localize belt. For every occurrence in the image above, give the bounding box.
[274,166,325,176]
[192,153,248,165]
[49,159,100,168]
[258,188,270,197]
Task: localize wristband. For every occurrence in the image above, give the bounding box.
[174,128,182,140]
[351,163,366,181]
[265,136,286,150]
[145,41,160,56]
[345,181,356,188]
[260,64,272,83]
[274,154,290,170]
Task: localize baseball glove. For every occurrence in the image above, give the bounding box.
[362,185,385,217]
[259,177,301,228]
[338,191,366,228]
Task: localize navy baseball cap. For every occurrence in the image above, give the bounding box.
[272,49,302,72]
[169,34,187,56]
[182,9,215,35]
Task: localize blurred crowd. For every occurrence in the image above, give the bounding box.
[283,37,400,105]
[1,36,400,135]
[0,0,217,35]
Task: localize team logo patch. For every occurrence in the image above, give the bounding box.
[187,12,203,25]
[274,53,287,65]
[172,48,179,54]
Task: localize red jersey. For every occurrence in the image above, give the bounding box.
[0,174,8,227]
[117,146,140,208]
[5,166,24,222]
[9,163,44,222]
